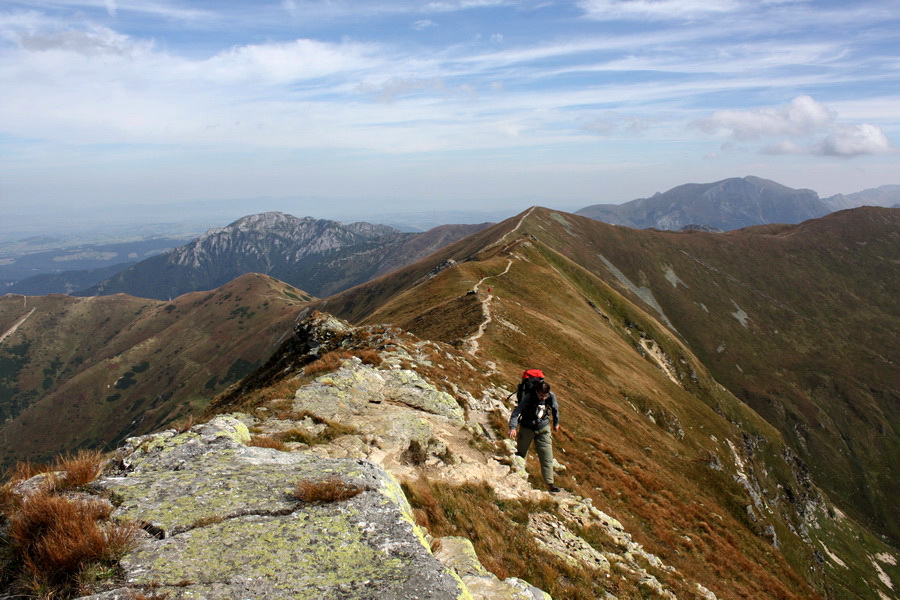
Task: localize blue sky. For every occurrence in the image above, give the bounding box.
[1,0,898,224]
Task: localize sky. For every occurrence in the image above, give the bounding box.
[1,0,898,227]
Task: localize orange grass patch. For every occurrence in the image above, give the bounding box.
[292,476,368,503]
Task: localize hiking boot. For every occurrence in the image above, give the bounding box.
[547,484,561,493]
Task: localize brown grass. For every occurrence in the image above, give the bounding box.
[304,351,352,378]
[53,449,105,490]
[248,435,289,451]
[4,460,51,484]
[356,349,383,366]
[292,476,367,503]
[189,515,225,529]
[172,414,195,434]
[269,412,358,446]
[5,489,140,597]
[402,478,612,600]
[0,448,139,599]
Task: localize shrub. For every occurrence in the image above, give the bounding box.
[292,476,367,503]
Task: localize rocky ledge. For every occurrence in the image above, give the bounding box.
[75,414,548,600]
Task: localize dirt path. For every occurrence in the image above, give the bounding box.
[0,307,35,345]
[464,259,514,357]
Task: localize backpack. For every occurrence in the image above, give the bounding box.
[515,369,550,428]
[516,368,545,402]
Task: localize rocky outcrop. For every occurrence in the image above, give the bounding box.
[82,416,470,600]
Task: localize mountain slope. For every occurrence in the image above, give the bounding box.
[341,206,900,544]
[298,206,897,598]
[577,176,831,230]
[0,273,313,465]
[79,212,489,300]
[824,184,900,211]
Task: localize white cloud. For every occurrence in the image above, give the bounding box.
[201,39,380,85]
[695,95,834,140]
[697,96,894,157]
[412,19,436,30]
[813,124,893,157]
[762,140,805,155]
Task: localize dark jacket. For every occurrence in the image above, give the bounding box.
[509,391,559,431]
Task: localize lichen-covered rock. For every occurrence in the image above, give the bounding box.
[83,416,471,600]
[433,537,552,600]
[298,359,465,424]
[527,513,611,573]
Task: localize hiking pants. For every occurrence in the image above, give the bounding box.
[516,424,554,484]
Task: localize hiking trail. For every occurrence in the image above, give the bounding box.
[0,307,35,345]
[464,259,514,358]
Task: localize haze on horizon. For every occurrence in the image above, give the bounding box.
[1,0,898,229]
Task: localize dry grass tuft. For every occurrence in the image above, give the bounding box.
[304,351,352,378]
[4,460,51,485]
[355,349,383,366]
[172,414,195,434]
[126,582,170,600]
[5,489,140,597]
[53,449,105,490]
[292,476,367,503]
[189,514,225,529]
[248,435,289,451]
[0,449,138,599]
[269,412,358,446]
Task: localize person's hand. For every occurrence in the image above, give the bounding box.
[553,424,560,433]
[508,428,517,439]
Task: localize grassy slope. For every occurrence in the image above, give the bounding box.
[313,208,897,600]
[513,207,899,545]
[0,273,313,465]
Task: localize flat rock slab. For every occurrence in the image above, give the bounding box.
[83,416,469,600]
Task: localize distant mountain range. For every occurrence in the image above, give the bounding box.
[75,213,489,300]
[5,177,898,297]
[577,176,900,230]
[1,236,190,293]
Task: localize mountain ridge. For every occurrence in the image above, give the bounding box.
[577,176,898,231]
[0,273,314,466]
[77,213,489,300]
[305,205,899,545]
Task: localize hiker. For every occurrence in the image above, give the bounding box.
[508,378,561,493]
